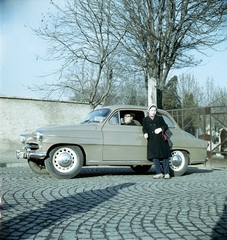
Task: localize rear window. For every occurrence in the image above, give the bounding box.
[162,115,175,128]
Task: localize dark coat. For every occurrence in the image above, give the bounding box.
[142,115,171,160]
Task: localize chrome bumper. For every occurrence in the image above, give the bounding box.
[16,150,47,160]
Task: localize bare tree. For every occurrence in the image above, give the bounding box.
[203,78,227,107]
[30,0,227,109]
[178,74,201,106]
[30,0,126,109]
[112,0,227,107]
[104,72,147,106]
[178,74,227,108]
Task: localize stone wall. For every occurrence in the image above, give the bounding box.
[0,96,91,162]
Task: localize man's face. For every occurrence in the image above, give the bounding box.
[124,114,133,123]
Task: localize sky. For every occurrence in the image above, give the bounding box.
[1,0,227,99]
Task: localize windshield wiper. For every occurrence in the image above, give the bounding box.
[81,119,101,124]
[81,120,91,124]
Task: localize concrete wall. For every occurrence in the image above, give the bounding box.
[0,96,91,162]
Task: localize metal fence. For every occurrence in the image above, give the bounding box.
[167,106,227,158]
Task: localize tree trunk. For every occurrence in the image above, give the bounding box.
[157,88,163,109]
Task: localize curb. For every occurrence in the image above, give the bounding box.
[0,162,28,168]
[205,158,227,170]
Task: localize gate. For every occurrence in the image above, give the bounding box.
[167,106,227,160]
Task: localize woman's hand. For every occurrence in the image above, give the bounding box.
[155,128,162,134]
[144,133,148,138]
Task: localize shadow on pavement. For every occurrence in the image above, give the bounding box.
[183,166,213,176]
[76,165,214,178]
[76,166,156,178]
[210,196,227,238]
[0,182,135,240]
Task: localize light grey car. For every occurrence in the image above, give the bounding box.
[16,105,208,179]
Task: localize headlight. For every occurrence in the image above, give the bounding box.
[36,130,43,142]
[20,134,26,144]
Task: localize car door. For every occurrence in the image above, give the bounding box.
[102,111,147,161]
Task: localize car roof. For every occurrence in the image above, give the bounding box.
[97,105,168,114]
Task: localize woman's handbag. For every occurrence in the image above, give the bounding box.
[162,128,169,141]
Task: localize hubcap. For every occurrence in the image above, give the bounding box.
[56,152,73,168]
[53,148,77,172]
[172,154,182,167]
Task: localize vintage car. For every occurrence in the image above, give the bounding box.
[16,105,208,179]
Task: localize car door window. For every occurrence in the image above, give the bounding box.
[120,111,144,126]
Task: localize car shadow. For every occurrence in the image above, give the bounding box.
[75,165,214,178]
[0,182,135,240]
[76,166,156,178]
[183,165,214,176]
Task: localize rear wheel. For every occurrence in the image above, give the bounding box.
[28,159,49,174]
[169,150,188,176]
[131,165,151,174]
[45,145,83,179]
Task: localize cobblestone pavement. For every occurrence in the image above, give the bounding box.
[0,165,227,240]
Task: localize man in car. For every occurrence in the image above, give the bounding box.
[121,113,137,125]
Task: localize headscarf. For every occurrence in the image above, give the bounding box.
[147,104,157,112]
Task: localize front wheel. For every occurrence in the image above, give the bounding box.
[131,165,151,174]
[169,150,188,176]
[45,146,84,179]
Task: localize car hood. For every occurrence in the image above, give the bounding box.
[37,123,99,133]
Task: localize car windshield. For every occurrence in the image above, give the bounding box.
[81,108,111,124]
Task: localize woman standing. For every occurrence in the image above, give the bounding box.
[142,104,172,179]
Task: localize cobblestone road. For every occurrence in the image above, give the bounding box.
[0,165,227,240]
